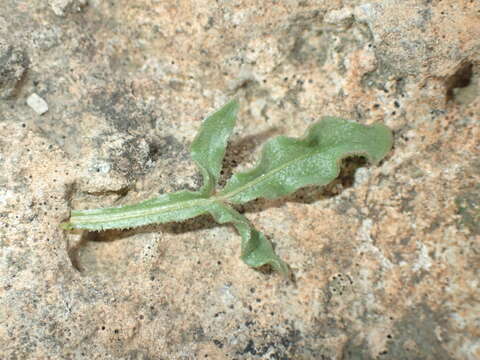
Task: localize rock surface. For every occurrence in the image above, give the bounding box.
[0,41,28,99]
[0,0,479,359]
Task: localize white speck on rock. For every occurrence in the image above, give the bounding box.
[354,3,383,23]
[0,188,15,207]
[26,93,49,115]
[354,167,371,186]
[324,7,354,26]
[358,218,393,269]
[219,284,236,306]
[412,240,432,272]
[49,0,87,17]
[90,160,111,174]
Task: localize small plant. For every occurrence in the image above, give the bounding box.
[62,100,393,277]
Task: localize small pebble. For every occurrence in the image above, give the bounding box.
[27,93,49,115]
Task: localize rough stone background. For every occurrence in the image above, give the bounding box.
[0,0,479,359]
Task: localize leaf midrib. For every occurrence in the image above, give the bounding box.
[216,145,323,202]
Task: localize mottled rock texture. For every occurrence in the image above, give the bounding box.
[0,0,479,359]
[0,41,28,99]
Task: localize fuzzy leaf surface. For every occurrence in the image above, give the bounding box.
[61,191,212,231]
[190,99,239,194]
[218,117,393,204]
[208,202,290,277]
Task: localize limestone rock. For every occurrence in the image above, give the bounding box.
[0,0,479,359]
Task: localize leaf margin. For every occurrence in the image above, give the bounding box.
[218,116,393,204]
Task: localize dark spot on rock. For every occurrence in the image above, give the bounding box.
[168,80,183,91]
[446,62,473,102]
[149,135,185,161]
[386,304,453,359]
[279,11,329,68]
[0,43,29,99]
[239,339,256,356]
[455,185,480,235]
[90,84,157,132]
[192,326,205,341]
[213,339,223,348]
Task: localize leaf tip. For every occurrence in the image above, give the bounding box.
[60,221,74,231]
[271,261,293,280]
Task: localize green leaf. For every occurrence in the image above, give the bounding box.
[61,191,213,231]
[218,117,393,204]
[208,202,290,277]
[191,99,239,195]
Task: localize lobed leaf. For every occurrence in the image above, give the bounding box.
[190,99,239,195]
[218,117,393,204]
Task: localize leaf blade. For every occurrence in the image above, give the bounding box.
[218,117,393,204]
[191,99,239,195]
[61,191,212,231]
[208,202,290,277]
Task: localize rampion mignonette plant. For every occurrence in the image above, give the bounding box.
[62,100,392,277]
